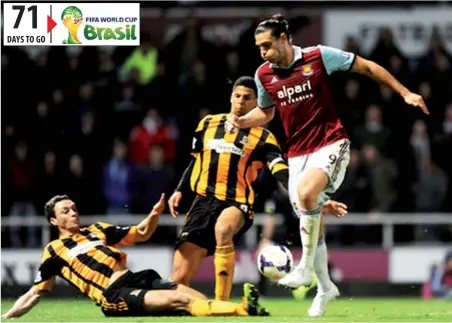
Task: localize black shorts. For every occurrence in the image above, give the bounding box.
[175,195,254,256]
[101,269,186,317]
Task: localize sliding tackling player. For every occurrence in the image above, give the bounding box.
[1,194,269,319]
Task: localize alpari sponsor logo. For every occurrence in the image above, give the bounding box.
[277,81,313,106]
[207,139,246,156]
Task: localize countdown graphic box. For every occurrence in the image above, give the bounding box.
[3,3,140,46]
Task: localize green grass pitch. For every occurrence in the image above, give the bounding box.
[1,298,451,322]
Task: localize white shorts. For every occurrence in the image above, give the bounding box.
[288,139,351,216]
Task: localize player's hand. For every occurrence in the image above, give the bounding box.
[168,191,183,217]
[403,92,430,115]
[151,193,166,217]
[321,200,348,218]
[225,114,240,133]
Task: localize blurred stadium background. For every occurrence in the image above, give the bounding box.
[2,0,452,301]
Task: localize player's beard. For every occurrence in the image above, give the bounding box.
[267,52,280,64]
[275,47,287,66]
[267,49,283,65]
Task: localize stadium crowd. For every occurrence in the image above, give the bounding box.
[2,20,452,247]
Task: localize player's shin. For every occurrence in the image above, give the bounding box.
[298,206,321,270]
[313,234,332,293]
[214,245,235,301]
[188,299,248,316]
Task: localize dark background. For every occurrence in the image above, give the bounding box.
[2,1,452,249]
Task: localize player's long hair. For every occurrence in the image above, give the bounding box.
[255,14,292,42]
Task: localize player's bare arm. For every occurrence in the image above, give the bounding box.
[1,286,48,319]
[133,193,166,241]
[226,72,276,132]
[351,56,429,115]
[227,106,275,130]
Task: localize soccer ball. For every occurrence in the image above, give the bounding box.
[257,244,294,280]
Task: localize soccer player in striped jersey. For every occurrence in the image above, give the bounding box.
[168,76,346,302]
[168,76,289,303]
[1,194,269,319]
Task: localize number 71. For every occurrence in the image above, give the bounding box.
[13,5,37,29]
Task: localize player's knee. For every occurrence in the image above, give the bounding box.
[215,223,235,245]
[297,186,319,208]
[168,291,191,309]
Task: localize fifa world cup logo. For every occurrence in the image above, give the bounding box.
[61,6,83,44]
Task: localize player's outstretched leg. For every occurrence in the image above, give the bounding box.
[214,206,244,301]
[142,286,268,317]
[308,233,339,316]
[279,169,327,289]
[171,241,208,289]
[278,208,320,288]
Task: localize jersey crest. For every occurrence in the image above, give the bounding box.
[302,64,314,76]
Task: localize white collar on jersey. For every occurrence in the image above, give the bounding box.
[269,46,303,69]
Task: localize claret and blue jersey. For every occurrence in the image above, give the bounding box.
[256,45,356,109]
[255,45,356,157]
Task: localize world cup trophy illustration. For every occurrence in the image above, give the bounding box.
[61,6,83,44]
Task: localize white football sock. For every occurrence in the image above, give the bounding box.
[297,206,321,270]
[314,235,332,293]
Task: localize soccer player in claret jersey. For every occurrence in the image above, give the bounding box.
[226,14,429,317]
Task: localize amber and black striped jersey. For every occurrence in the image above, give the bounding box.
[33,222,139,306]
[189,113,288,206]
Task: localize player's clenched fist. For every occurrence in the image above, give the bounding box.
[168,191,183,217]
[225,114,240,133]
